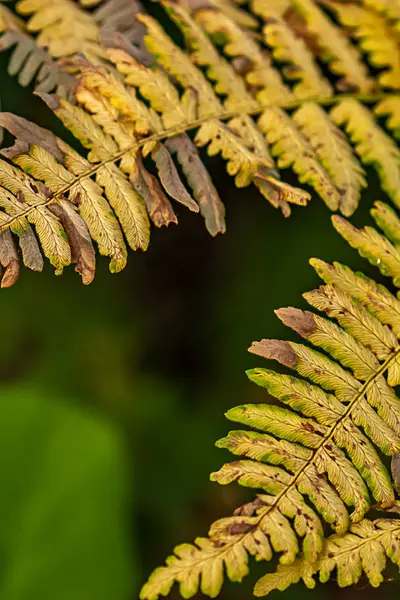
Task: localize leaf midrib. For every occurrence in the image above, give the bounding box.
[0,90,398,234]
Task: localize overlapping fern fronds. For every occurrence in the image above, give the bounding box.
[0,0,400,285]
[141,199,400,598]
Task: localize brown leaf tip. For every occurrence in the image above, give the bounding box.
[36,92,61,111]
[332,214,355,236]
[275,307,316,338]
[249,339,297,368]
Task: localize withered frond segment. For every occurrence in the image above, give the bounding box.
[141,200,400,599]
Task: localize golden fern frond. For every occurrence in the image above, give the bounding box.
[141,200,400,599]
[2,0,400,282]
[254,518,400,595]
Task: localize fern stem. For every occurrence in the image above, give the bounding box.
[1,91,399,233]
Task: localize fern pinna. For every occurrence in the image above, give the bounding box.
[0,0,399,286]
[141,200,400,598]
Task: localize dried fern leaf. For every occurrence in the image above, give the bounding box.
[0,30,74,94]
[165,135,226,236]
[90,0,143,34]
[0,229,20,288]
[254,519,400,595]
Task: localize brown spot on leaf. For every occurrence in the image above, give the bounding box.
[234,496,266,517]
[227,521,257,535]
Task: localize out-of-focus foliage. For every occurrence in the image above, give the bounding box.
[0,387,135,600]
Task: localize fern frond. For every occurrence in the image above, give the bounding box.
[290,0,376,93]
[14,0,104,60]
[254,519,400,595]
[331,98,400,208]
[253,1,333,100]
[292,102,366,215]
[329,1,400,89]
[363,0,400,29]
[0,3,73,94]
[1,1,400,283]
[141,200,400,599]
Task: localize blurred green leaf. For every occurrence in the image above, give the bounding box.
[0,387,135,600]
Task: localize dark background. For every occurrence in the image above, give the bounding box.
[0,46,399,600]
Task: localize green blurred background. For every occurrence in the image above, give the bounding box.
[0,46,399,600]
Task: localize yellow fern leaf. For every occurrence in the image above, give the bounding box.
[3,0,400,286]
[293,102,366,215]
[255,519,400,595]
[333,215,400,288]
[0,160,71,273]
[138,13,222,118]
[163,1,259,113]
[39,93,151,251]
[142,199,400,600]
[258,107,340,210]
[15,0,104,60]
[364,0,400,27]
[330,1,400,89]
[374,95,400,138]
[331,98,400,208]
[195,8,294,105]
[254,3,333,99]
[291,0,375,92]
[106,48,194,131]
